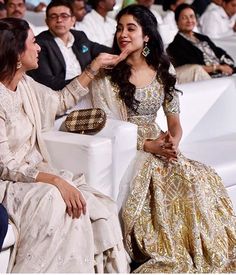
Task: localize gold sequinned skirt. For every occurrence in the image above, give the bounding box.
[122,153,236,273]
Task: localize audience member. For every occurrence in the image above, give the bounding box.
[28,0,111,90]
[5,0,26,18]
[0,2,6,18]
[136,0,163,24]
[200,0,236,38]
[25,0,50,12]
[191,0,210,15]
[202,0,222,12]
[87,5,236,272]
[75,0,117,46]
[161,0,185,44]
[0,17,129,272]
[5,0,46,34]
[25,0,48,12]
[0,204,8,251]
[167,3,235,79]
[71,0,87,26]
[199,0,222,32]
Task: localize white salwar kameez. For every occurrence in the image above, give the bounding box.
[0,75,129,273]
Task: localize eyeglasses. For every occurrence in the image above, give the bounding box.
[47,13,72,20]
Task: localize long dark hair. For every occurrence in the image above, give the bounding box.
[0,18,29,83]
[106,4,177,111]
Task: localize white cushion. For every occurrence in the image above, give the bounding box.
[180,133,236,188]
[96,119,138,200]
[42,131,113,197]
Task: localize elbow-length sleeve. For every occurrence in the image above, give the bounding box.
[0,112,38,182]
[163,64,180,115]
[163,90,180,116]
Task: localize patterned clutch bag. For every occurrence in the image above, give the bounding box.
[65,108,107,134]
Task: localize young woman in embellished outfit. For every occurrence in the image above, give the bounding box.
[88,4,236,273]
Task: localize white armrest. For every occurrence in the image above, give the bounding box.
[42,131,113,197]
[52,117,138,200]
[96,119,138,200]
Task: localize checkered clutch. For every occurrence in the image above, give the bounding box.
[65,108,107,134]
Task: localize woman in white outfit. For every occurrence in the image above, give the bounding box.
[0,17,129,273]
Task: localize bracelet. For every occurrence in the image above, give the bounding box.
[84,69,94,80]
[86,63,99,76]
[212,64,217,73]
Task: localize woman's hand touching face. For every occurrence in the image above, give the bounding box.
[90,49,130,71]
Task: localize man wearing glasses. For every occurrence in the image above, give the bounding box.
[28,0,111,90]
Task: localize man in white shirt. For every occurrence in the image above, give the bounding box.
[201,0,222,13]
[200,0,236,38]
[75,0,117,47]
[136,0,163,25]
[5,0,46,34]
[71,0,87,24]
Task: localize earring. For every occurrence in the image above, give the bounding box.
[142,42,150,57]
[16,61,22,69]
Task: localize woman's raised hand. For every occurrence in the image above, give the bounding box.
[90,49,130,72]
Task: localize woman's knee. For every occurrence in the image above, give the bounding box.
[37,183,66,211]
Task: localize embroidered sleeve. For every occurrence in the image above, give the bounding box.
[0,114,38,182]
[163,90,180,115]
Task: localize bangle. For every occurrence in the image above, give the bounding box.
[84,69,94,80]
[86,63,99,76]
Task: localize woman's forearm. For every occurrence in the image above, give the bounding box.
[167,117,183,148]
[202,64,219,74]
[76,59,100,88]
[169,127,182,148]
[36,172,60,187]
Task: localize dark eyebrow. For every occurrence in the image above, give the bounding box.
[117,23,137,27]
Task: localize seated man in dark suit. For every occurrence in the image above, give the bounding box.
[0,204,8,251]
[28,0,111,90]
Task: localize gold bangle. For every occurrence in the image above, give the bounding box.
[86,63,99,76]
[84,69,94,80]
[212,64,217,73]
